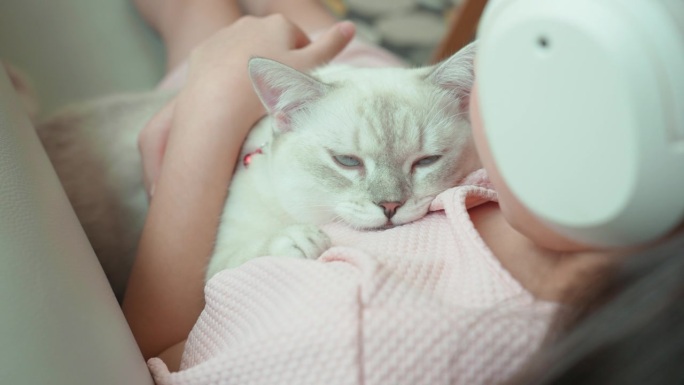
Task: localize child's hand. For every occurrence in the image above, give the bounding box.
[138,16,355,196]
[186,15,355,90]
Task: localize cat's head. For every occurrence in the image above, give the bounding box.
[248,43,480,229]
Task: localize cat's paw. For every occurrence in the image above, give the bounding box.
[266,224,331,260]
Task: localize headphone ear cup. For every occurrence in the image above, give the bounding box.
[476,0,684,247]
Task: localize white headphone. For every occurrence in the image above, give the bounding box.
[476,0,684,247]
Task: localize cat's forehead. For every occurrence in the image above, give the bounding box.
[317,65,428,93]
[302,65,465,154]
[312,92,459,156]
[318,67,440,114]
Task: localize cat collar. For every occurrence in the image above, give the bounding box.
[242,143,267,168]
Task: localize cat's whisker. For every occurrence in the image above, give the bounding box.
[277,193,334,208]
[279,201,339,219]
[332,216,346,225]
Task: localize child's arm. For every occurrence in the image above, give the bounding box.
[122,16,355,361]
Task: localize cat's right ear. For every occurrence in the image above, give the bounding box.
[248,57,330,132]
[426,42,477,119]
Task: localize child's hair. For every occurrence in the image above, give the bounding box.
[510,233,684,385]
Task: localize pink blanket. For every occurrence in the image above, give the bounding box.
[149,169,557,384]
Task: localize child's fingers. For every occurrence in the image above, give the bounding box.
[281,16,312,50]
[298,21,355,66]
[259,14,311,50]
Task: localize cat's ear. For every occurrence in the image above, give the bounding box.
[248,57,330,132]
[426,42,476,118]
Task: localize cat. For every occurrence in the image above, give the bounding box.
[35,43,479,299]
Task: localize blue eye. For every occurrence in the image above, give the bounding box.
[413,155,441,167]
[333,155,363,168]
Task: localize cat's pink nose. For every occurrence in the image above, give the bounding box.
[379,201,402,219]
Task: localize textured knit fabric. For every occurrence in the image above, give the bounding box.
[148,170,558,385]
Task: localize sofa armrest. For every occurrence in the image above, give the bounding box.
[0,66,152,384]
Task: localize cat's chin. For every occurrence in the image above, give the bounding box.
[350,224,394,232]
[378,222,398,231]
[337,213,428,231]
[351,220,405,232]
[361,222,395,231]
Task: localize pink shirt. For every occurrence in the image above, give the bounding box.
[148,170,558,384]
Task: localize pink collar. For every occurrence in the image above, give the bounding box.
[242,142,268,168]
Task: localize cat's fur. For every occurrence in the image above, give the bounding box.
[35,43,478,299]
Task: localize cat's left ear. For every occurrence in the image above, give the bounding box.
[249,57,331,132]
[426,42,476,118]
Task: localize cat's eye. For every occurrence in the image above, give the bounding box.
[413,155,442,168]
[333,155,363,168]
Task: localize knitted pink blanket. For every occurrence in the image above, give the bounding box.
[149,169,557,384]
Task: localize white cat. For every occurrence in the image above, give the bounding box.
[36,43,478,298]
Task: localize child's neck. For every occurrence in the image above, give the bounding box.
[470,202,620,303]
